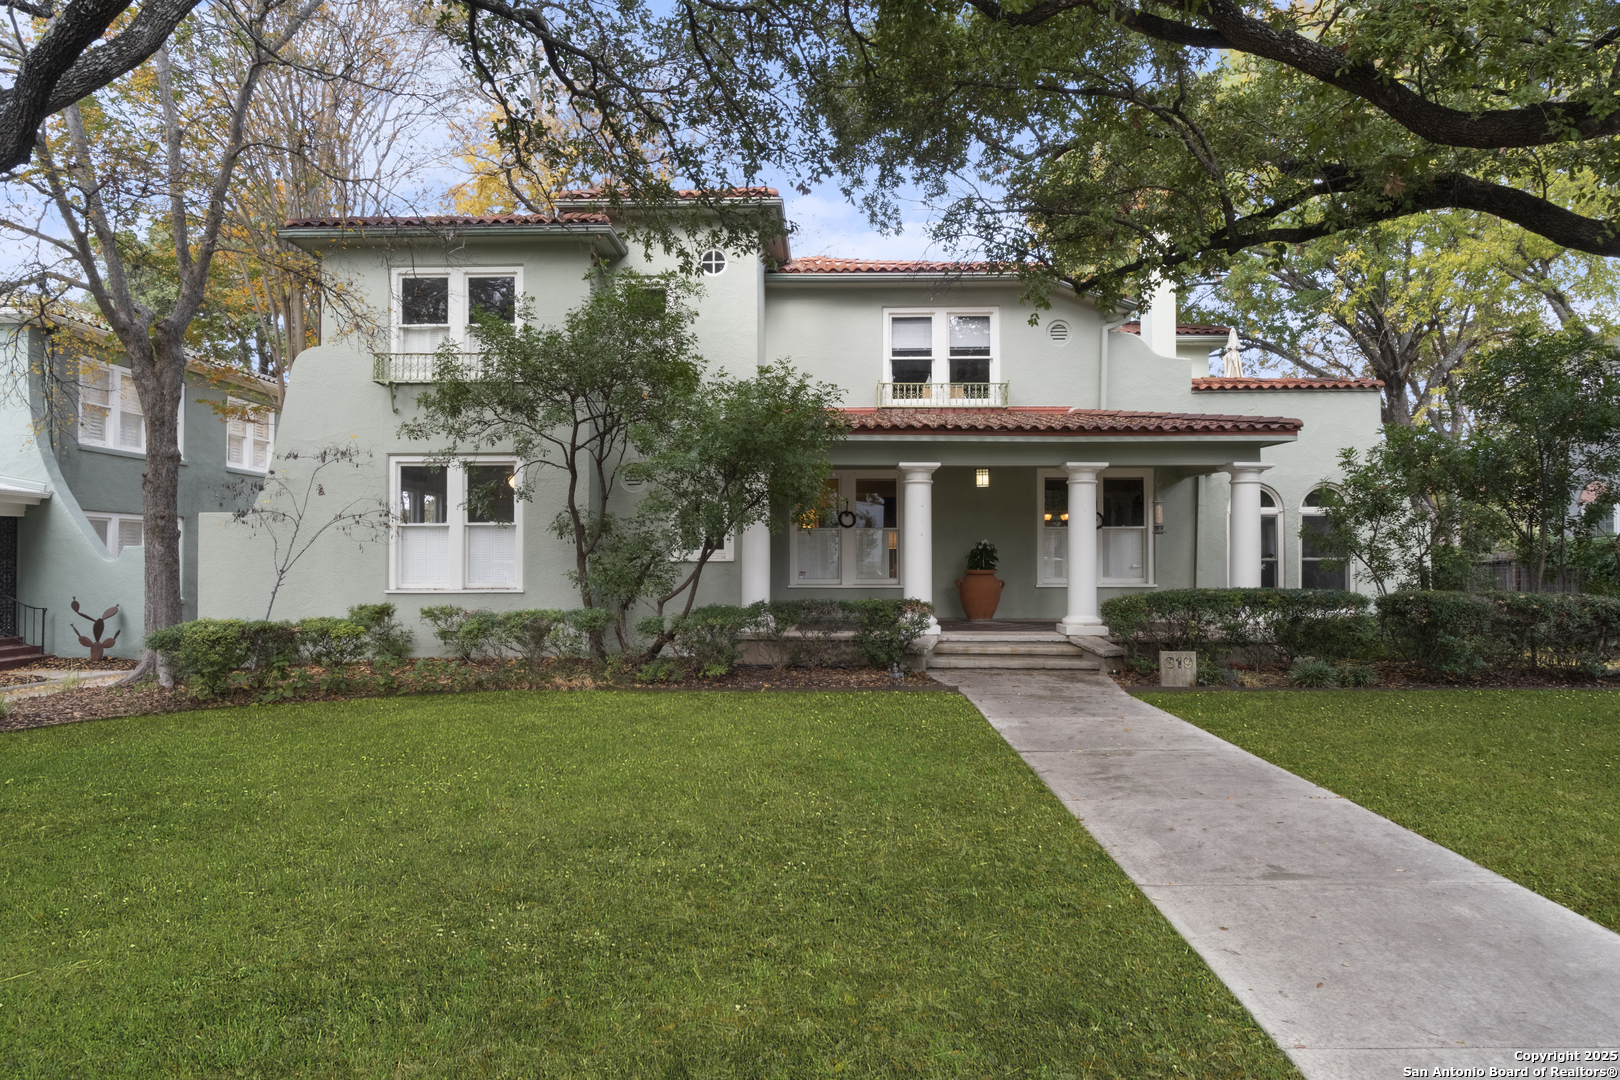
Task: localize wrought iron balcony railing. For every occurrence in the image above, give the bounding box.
[878,382,1009,408]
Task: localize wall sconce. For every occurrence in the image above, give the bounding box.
[1153,497,1165,534]
[975,468,990,488]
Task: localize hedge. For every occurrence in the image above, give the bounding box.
[1378,591,1620,678]
[1101,589,1374,667]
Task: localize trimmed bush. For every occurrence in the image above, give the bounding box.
[497,609,568,665]
[747,599,852,668]
[144,619,252,698]
[296,617,371,667]
[1376,592,1494,678]
[847,598,934,669]
[419,605,505,662]
[1378,590,1620,678]
[660,605,755,677]
[347,603,414,660]
[1102,589,1372,667]
[555,607,613,658]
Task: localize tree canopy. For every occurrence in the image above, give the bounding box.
[437,0,1620,297]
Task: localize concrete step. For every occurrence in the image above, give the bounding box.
[0,646,45,671]
[928,655,1101,670]
[932,640,1086,657]
[937,631,1070,643]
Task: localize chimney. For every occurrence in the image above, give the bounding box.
[1137,276,1177,358]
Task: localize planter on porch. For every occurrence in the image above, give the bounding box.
[956,540,1004,620]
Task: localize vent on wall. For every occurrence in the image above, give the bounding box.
[1048,320,1070,344]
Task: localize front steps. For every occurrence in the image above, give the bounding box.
[0,637,45,670]
[928,631,1101,671]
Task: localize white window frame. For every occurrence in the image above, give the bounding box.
[225,396,275,472]
[387,455,523,593]
[789,470,903,588]
[85,511,145,556]
[390,266,524,353]
[77,361,183,455]
[1299,486,1350,590]
[1034,468,1155,587]
[881,307,1000,386]
[682,534,734,562]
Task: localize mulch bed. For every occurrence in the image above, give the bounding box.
[1109,659,1620,692]
[1,662,947,735]
[25,655,141,671]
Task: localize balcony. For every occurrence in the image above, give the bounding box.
[372,352,482,384]
[878,382,1009,408]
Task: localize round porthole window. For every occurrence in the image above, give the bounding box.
[1048,320,1070,344]
[700,249,728,275]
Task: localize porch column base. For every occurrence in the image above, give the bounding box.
[1058,617,1110,637]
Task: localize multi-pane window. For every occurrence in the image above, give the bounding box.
[392,459,520,591]
[226,396,274,470]
[1300,487,1347,589]
[884,309,998,391]
[78,362,145,452]
[1037,470,1152,586]
[792,472,900,586]
[394,269,520,353]
[86,511,144,555]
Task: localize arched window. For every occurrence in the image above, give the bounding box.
[1300,487,1347,589]
[1260,488,1281,588]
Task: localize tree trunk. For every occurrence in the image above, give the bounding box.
[131,332,187,686]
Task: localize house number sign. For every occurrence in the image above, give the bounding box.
[1159,651,1197,688]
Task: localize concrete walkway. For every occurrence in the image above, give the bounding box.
[943,670,1620,1080]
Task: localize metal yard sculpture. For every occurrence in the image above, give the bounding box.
[70,598,120,661]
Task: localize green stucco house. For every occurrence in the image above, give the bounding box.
[193,191,1383,665]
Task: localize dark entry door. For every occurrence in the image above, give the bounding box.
[0,517,17,636]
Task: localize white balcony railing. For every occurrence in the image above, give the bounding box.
[878,382,1009,408]
[372,352,484,384]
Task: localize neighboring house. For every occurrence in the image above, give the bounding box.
[0,313,279,661]
[194,193,1382,658]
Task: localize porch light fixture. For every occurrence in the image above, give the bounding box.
[975,468,990,488]
[1153,497,1165,534]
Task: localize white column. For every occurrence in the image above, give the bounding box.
[899,462,940,627]
[1059,461,1109,636]
[738,520,771,607]
[1224,462,1275,588]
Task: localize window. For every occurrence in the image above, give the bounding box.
[683,534,734,562]
[86,511,144,555]
[791,472,900,586]
[391,458,521,591]
[226,397,275,471]
[78,362,144,452]
[1260,489,1281,588]
[1300,487,1347,589]
[883,308,999,392]
[699,249,727,275]
[393,268,520,353]
[1036,469,1153,586]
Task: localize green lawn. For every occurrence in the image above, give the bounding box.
[1142,690,1620,931]
[1,692,1296,1079]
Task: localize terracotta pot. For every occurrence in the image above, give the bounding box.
[956,568,1005,620]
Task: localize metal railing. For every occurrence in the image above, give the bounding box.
[371,352,485,384]
[878,382,1009,407]
[0,595,45,648]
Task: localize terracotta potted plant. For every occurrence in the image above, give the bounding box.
[956,539,1005,621]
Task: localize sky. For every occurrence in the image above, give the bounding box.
[761,187,948,262]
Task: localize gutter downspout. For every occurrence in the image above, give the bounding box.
[1098,315,1130,410]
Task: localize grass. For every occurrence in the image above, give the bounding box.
[1141,690,1620,932]
[0,692,1297,1079]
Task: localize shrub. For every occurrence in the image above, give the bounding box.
[1375,592,1493,678]
[1273,613,1380,663]
[637,656,683,683]
[1289,657,1339,688]
[497,609,568,665]
[1102,588,1373,668]
[418,605,504,662]
[847,598,934,669]
[240,620,300,678]
[347,603,414,660]
[1195,656,1231,686]
[654,605,753,677]
[966,539,998,571]
[1339,662,1379,687]
[296,617,371,667]
[556,607,613,658]
[145,619,251,698]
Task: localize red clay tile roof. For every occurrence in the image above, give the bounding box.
[1193,376,1385,390]
[551,186,780,200]
[282,212,611,228]
[1121,321,1232,336]
[842,407,1301,435]
[773,256,1010,274]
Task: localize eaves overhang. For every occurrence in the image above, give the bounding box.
[277,222,630,260]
